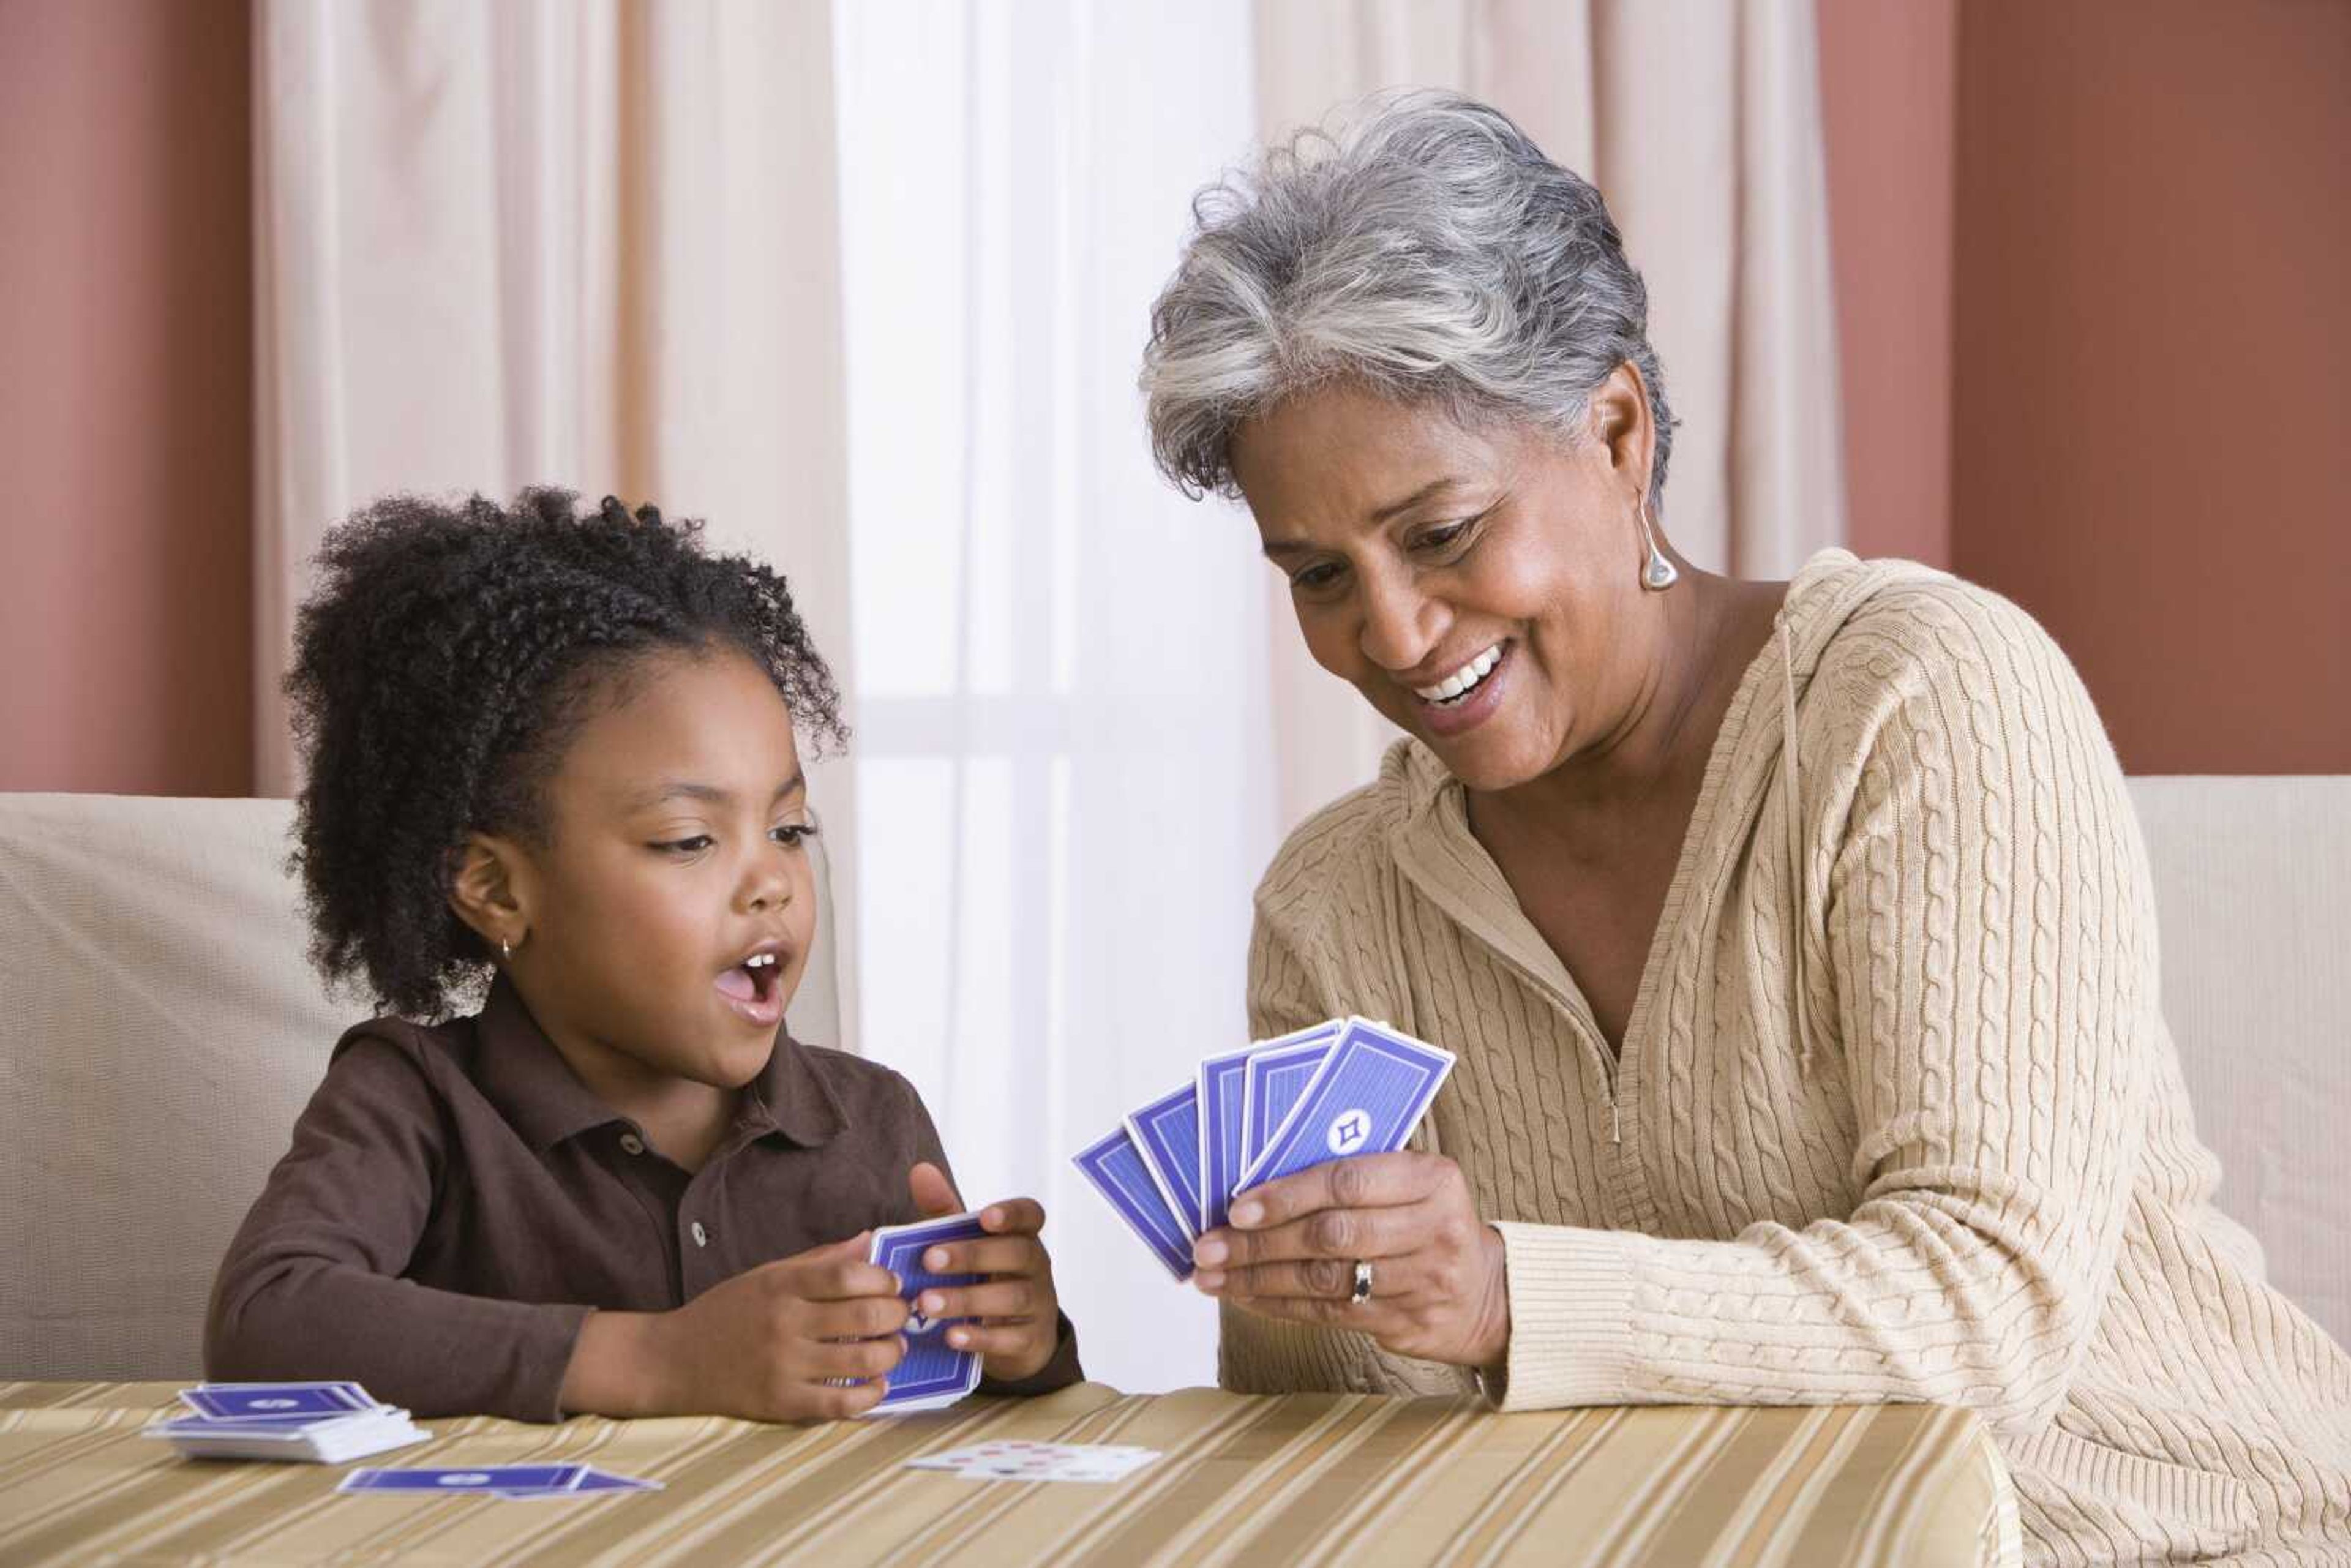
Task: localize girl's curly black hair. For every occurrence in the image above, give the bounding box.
[285,487,847,1022]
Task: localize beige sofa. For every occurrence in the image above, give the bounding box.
[2,782,2344,1382]
[0,793,844,1382]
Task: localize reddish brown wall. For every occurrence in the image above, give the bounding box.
[1817,0,1959,571]
[1949,0,2351,773]
[0,0,253,795]
[0,4,2341,789]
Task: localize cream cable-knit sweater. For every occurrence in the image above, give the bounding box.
[1229,550,2350,1566]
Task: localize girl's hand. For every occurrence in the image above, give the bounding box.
[907,1162,1063,1383]
[1190,1151,1511,1370]
[568,1232,910,1422]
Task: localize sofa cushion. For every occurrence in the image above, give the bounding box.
[0,792,842,1380]
[2128,776,2351,1346]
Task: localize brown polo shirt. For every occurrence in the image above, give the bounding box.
[206,975,1081,1420]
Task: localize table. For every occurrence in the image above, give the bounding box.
[0,1381,2016,1566]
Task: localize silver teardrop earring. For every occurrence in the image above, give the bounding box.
[1638,498,1679,590]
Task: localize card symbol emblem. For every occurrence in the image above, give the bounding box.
[250,1398,299,1410]
[439,1473,493,1487]
[906,1307,934,1334]
[1327,1109,1371,1155]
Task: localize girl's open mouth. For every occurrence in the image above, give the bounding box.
[716,950,786,1027]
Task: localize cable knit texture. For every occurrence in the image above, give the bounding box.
[1229,550,2351,1566]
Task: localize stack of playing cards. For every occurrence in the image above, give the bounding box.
[144,1382,430,1463]
[1073,1016,1455,1280]
[859,1212,991,1416]
[907,1440,1160,1483]
[337,1464,659,1500]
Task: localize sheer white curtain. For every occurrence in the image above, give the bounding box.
[830,1,1844,1391]
[831,0,1265,1394]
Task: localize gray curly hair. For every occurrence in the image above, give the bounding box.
[1141,90,1677,509]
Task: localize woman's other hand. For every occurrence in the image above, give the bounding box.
[1192,1151,1510,1369]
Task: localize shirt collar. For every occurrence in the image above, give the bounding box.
[736,1018,848,1150]
[474,973,847,1153]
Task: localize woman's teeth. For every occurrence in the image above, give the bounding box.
[1415,643,1504,706]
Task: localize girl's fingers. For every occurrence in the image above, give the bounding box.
[922,1235,1046,1276]
[978,1197,1046,1234]
[918,1279,1038,1322]
[907,1161,964,1218]
[805,1334,905,1382]
[804,1293,913,1340]
[945,1322,1043,1357]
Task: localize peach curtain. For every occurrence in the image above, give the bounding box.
[250,0,860,1043]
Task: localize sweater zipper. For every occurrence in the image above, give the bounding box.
[1569,1007,1624,1149]
[1583,1008,1623,1147]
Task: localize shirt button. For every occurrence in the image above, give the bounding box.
[691,1221,708,1248]
[618,1132,645,1156]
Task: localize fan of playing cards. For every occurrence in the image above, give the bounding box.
[1072,1016,1455,1280]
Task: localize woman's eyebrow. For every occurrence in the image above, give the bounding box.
[1367,476,1468,524]
[1261,477,1470,558]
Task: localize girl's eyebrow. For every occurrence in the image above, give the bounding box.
[628,771,806,810]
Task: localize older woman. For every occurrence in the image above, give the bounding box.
[1141,93,2348,1565]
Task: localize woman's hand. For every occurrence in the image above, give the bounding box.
[1191,1151,1510,1370]
[906,1162,1064,1383]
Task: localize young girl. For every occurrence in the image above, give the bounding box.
[207,489,1079,1422]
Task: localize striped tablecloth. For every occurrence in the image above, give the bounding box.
[0,1381,2016,1566]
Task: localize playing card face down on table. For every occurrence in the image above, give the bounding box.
[337,1463,660,1499]
[906,1440,1160,1483]
[144,1382,430,1465]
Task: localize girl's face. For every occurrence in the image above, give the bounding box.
[494,647,820,1094]
[1230,374,1660,796]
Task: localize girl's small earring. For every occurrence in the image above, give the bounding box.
[500,936,514,963]
[1638,500,1679,591]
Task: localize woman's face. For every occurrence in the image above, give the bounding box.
[1230,373,1661,795]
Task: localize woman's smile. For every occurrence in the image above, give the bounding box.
[1409,638,1513,738]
